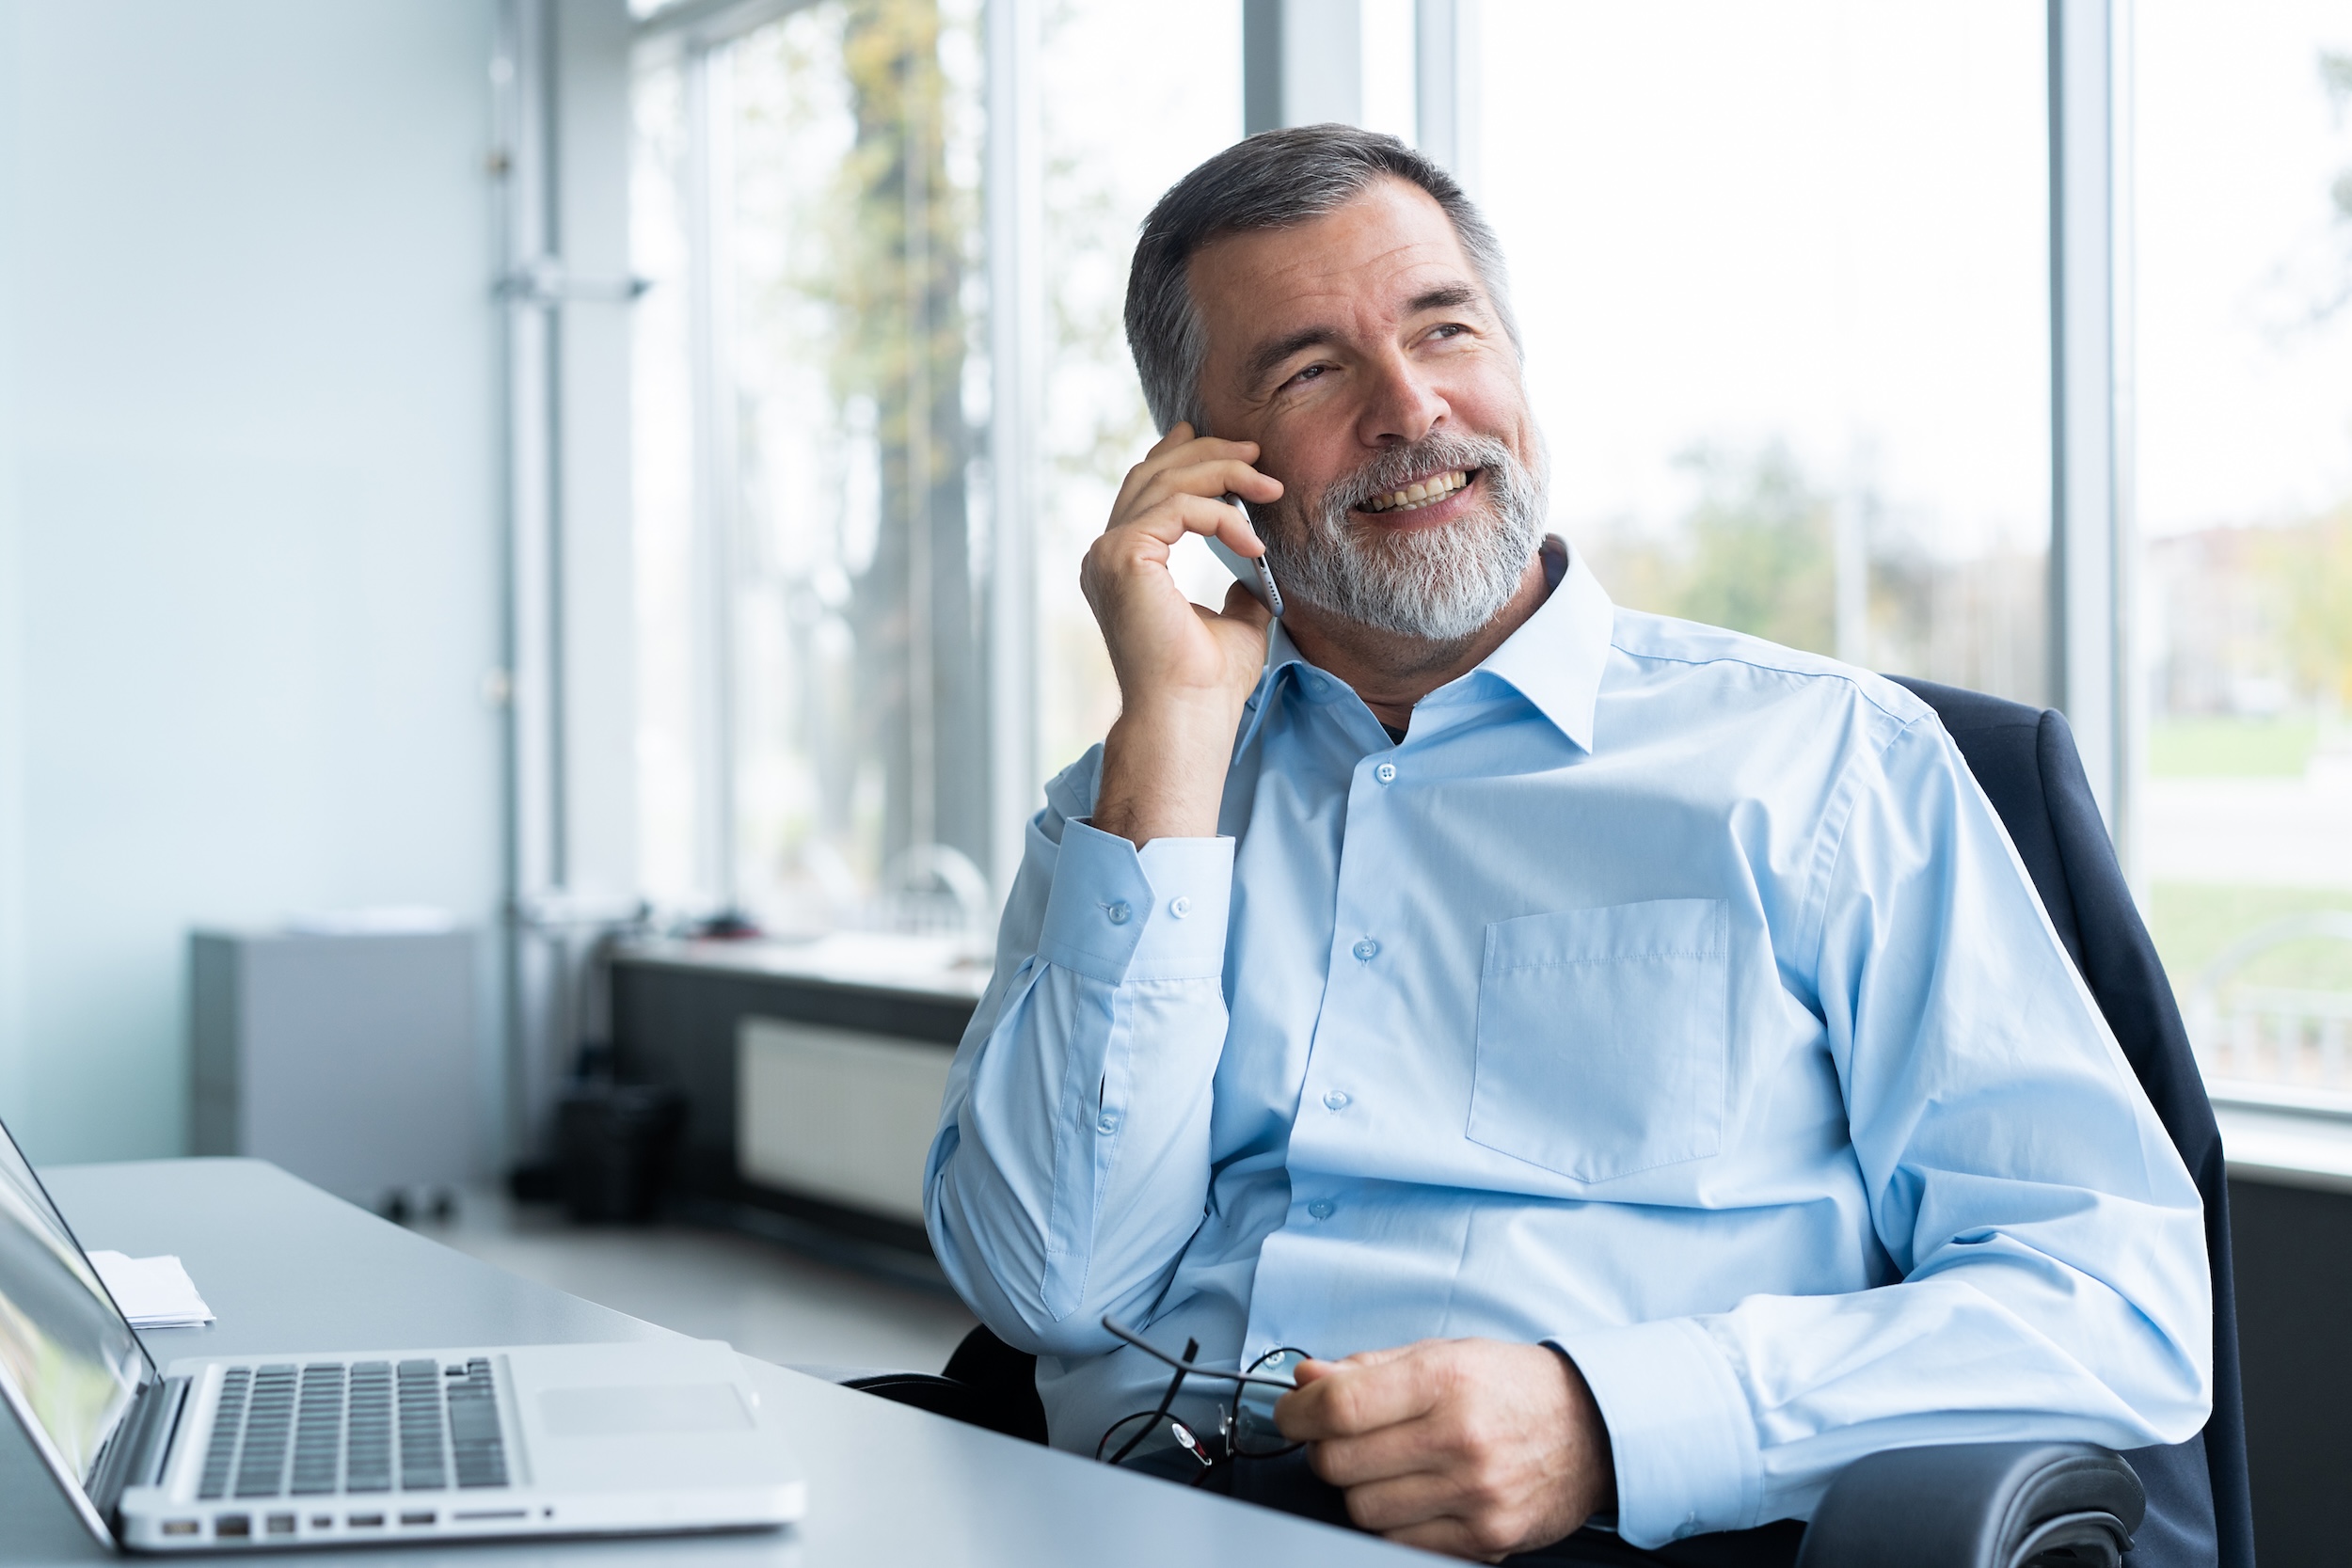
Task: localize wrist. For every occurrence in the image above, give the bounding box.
[1095,701,1241,847]
[1547,1343,1617,1520]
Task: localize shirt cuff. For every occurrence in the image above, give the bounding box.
[1549,1317,1761,1548]
[1036,819,1232,985]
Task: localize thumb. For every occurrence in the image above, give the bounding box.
[1216,579,1275,634]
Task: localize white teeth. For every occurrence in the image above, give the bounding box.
[1362,470,1470,514]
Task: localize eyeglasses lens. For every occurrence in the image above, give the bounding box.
[1231,1347,1309,1459]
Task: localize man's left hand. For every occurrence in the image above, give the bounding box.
[1274,1338,1615,1561]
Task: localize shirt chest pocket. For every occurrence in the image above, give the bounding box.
[1467,899,1729,1183]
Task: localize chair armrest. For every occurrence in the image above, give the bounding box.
[1795,1442,2143,1568]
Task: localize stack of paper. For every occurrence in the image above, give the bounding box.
[88,1250,217,1329]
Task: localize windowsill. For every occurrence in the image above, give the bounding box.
[2210,1084,2352,1194]
[612,931,993,1004]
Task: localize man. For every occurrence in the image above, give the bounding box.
[924,126,2209,1562]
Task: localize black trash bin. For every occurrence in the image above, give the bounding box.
[555,1080,686,1225]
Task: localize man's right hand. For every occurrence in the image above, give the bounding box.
[1082,423,1284,847]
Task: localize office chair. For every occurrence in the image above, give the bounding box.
[847,677,2251,1568]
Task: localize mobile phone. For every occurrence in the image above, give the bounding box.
[1204,494,1283,617]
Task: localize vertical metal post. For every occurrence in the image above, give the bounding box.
[1245,0,1364,133]
[1416,0,1481,191]
[2047,0,2129,845]
[1244,0,1285,136]
[683,41,739,912]
[986,0,1041,901]
[904,65,937,863]
[2109,0,2141,885]
[493,0,563,1164]
[1284,0,1363,128]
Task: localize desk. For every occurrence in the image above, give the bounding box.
[3,1159,1411,1568]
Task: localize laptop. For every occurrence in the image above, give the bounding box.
[0,1117,806,1552]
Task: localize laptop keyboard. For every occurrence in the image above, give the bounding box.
[196,1357,510,1500]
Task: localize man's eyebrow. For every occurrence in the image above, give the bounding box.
[1406,282,1485,315]
[1243,325,1337,391]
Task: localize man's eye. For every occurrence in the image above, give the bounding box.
[1284,364,1327,388]
[1428,323,1469,341]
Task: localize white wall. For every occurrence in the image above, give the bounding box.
[0,0,505,1163]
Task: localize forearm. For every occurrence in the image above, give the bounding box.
[925,813,1235,1354]
[1555,1212,2211,1547]
[1093,695,1248,847]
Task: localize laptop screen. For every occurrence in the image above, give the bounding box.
[0,1118,151,1488]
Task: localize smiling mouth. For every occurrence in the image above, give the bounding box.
[1356,468,1476,515]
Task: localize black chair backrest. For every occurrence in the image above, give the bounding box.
[1891,675,2252,1568]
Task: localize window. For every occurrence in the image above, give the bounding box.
[1477,1,2051,703]
[634,0,991,935]
[635,0,1243,935]
[640,5,2352,1108]
[1030,3,1243,779]
[2136,4,2352,1101]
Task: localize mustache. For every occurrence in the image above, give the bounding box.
[1321,432,1518,518]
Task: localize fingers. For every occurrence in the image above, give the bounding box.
[1381,1515,1512,1563]
[1086,494,1270,581]
[1123,459,1284,531]
[1110,424,1281,526]
[1277,1344,1446,1442]
[1307,1412,1450,1489]
[1296,1341,1609,1564]
[1342,1465,1525,1562]
[1334,1467,1457,1530]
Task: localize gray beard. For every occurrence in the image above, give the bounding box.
[1256,432,1547,646]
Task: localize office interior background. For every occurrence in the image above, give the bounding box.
[0,0,2347,1554]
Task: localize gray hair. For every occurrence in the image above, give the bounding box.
[1122,123,1520,436]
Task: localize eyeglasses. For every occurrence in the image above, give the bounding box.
[1093,1314,1315,1482]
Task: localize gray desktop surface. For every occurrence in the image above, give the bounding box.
[4,1159,1413,1568]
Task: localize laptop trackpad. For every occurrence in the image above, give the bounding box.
[538,1384,752,1437]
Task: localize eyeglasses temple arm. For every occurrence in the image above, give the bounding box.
[1099,1314,1303,1394]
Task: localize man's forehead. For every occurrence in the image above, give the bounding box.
[1189,180,1485,339]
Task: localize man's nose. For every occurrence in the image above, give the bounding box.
[1355,352,1449,448]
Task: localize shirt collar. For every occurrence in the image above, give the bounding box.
[1231,620,1315,761]
[1231,535,1615,760]
[1470,536,1613,754]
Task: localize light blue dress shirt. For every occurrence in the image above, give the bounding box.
[925,542,2210,1548]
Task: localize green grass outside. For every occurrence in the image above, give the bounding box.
[2147,882,2352,993]
[2146,717,2319,778]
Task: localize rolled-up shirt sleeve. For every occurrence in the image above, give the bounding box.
[925,749,1235,1354]
[1553,716,2212,1548]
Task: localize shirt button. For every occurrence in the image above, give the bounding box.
[1097,1113,1120,1134]
[1322,1089,1351,1111]
[1374,761,1398,784]
[1352,938,1379,961]
[1104,900,1132,925]
[1307,1199,1336,1221]
[1169,895,1192,918]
